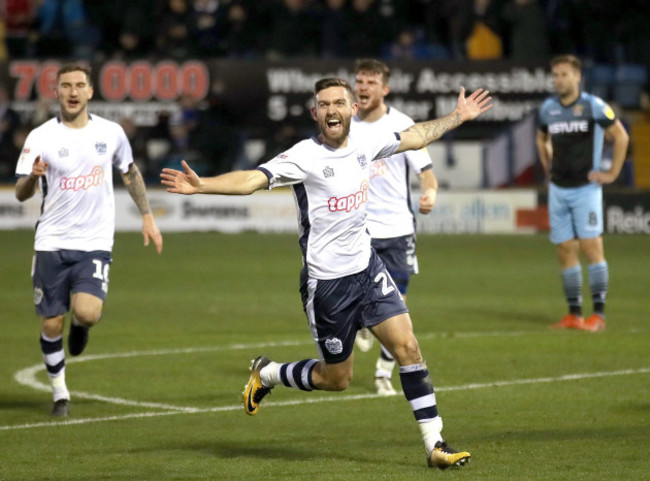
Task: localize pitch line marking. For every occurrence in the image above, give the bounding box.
[5,367,650,431]
[13,331,526,412]
[4,366,649,432]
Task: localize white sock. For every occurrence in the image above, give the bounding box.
[51,371,70,402]
[259,361,281,387]
[375,356,396,379]
[420,416,444,455]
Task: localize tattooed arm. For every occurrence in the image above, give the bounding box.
[121,163,163,254]
[396,87,493,153]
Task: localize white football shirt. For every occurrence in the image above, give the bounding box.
[258,132,400,280]
[15,115,133,252]
[352,107,433,239]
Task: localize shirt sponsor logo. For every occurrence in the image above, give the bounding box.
[328,181,368,212]
[549,120,589,134]
[59,166,104,191]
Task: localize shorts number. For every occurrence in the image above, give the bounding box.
[374,272,395,296]
[92,259,110,282]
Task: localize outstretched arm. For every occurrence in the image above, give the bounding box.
[397,87,492,153]
[121,163,163,254]
[160,160,269,195]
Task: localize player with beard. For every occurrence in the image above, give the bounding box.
[161,77,492,468]
[537,55,629,331]
[352,58,438,396]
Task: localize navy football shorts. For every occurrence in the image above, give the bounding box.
[371,234,419,295]
[32,250,112,318]
[299,249,408,364]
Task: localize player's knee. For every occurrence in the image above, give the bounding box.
[72,308,101,327]
[42,316,65,337]
[392,337,422,365]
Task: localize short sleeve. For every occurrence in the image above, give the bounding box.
[405,146,433,174]
[113,123,134,173]
[15,130,39,177]
[257,149,309,190]
[591,96,617,129]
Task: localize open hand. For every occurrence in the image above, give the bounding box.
[160,160,201,194]
[456,87,493,122]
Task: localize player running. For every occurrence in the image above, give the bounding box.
[162,77,491,468]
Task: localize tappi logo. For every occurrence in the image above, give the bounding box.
[328,181,368,212]
[60,166,104,191]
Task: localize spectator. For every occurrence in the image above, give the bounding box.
[0,84,23,179]
[436,0,474,59]
[156,0,195,59]
[318,0,348,59]
[220,0,259,58]
[383,28,440,61]
[341,0,390,58]
[260,0,320,60]
[31,0,98,60]
[501,0,549,62]
[188,0,224,57]
[1,0,36,58]
[114,1,157,59]
[0,17,7,61]
[465,0,503,60]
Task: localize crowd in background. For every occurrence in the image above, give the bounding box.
[2,0,650,64]
[1,0,649,182]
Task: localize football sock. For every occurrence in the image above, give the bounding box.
[375,345,396,379]
[399,363,443,453]
[419,416,444,455]
[40,333,69,401]
[588,261,608,317]
[262,359,318,391]
[562,265,583,316]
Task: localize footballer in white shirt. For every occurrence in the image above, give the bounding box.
[161,77,491,469]
[15,64,163,417]
[352,58,439,396]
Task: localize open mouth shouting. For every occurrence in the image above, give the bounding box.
[326,116,343,134]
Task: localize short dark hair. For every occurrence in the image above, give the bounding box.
[314,78,355,100]
[354,58,390,84]
[550,54,582,71]
[57,64,93,86]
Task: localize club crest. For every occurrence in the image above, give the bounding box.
[58,148,69,158]
[95,142,107,155]
[357,153,367,168]
[323,166,334,178]
[325,337,343,355]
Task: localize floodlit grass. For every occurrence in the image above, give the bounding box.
[1,231,648,480]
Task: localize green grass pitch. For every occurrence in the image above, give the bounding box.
[1,230,648,480]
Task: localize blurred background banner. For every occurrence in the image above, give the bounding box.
[2,188,648,235]
[3,58,551,134]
